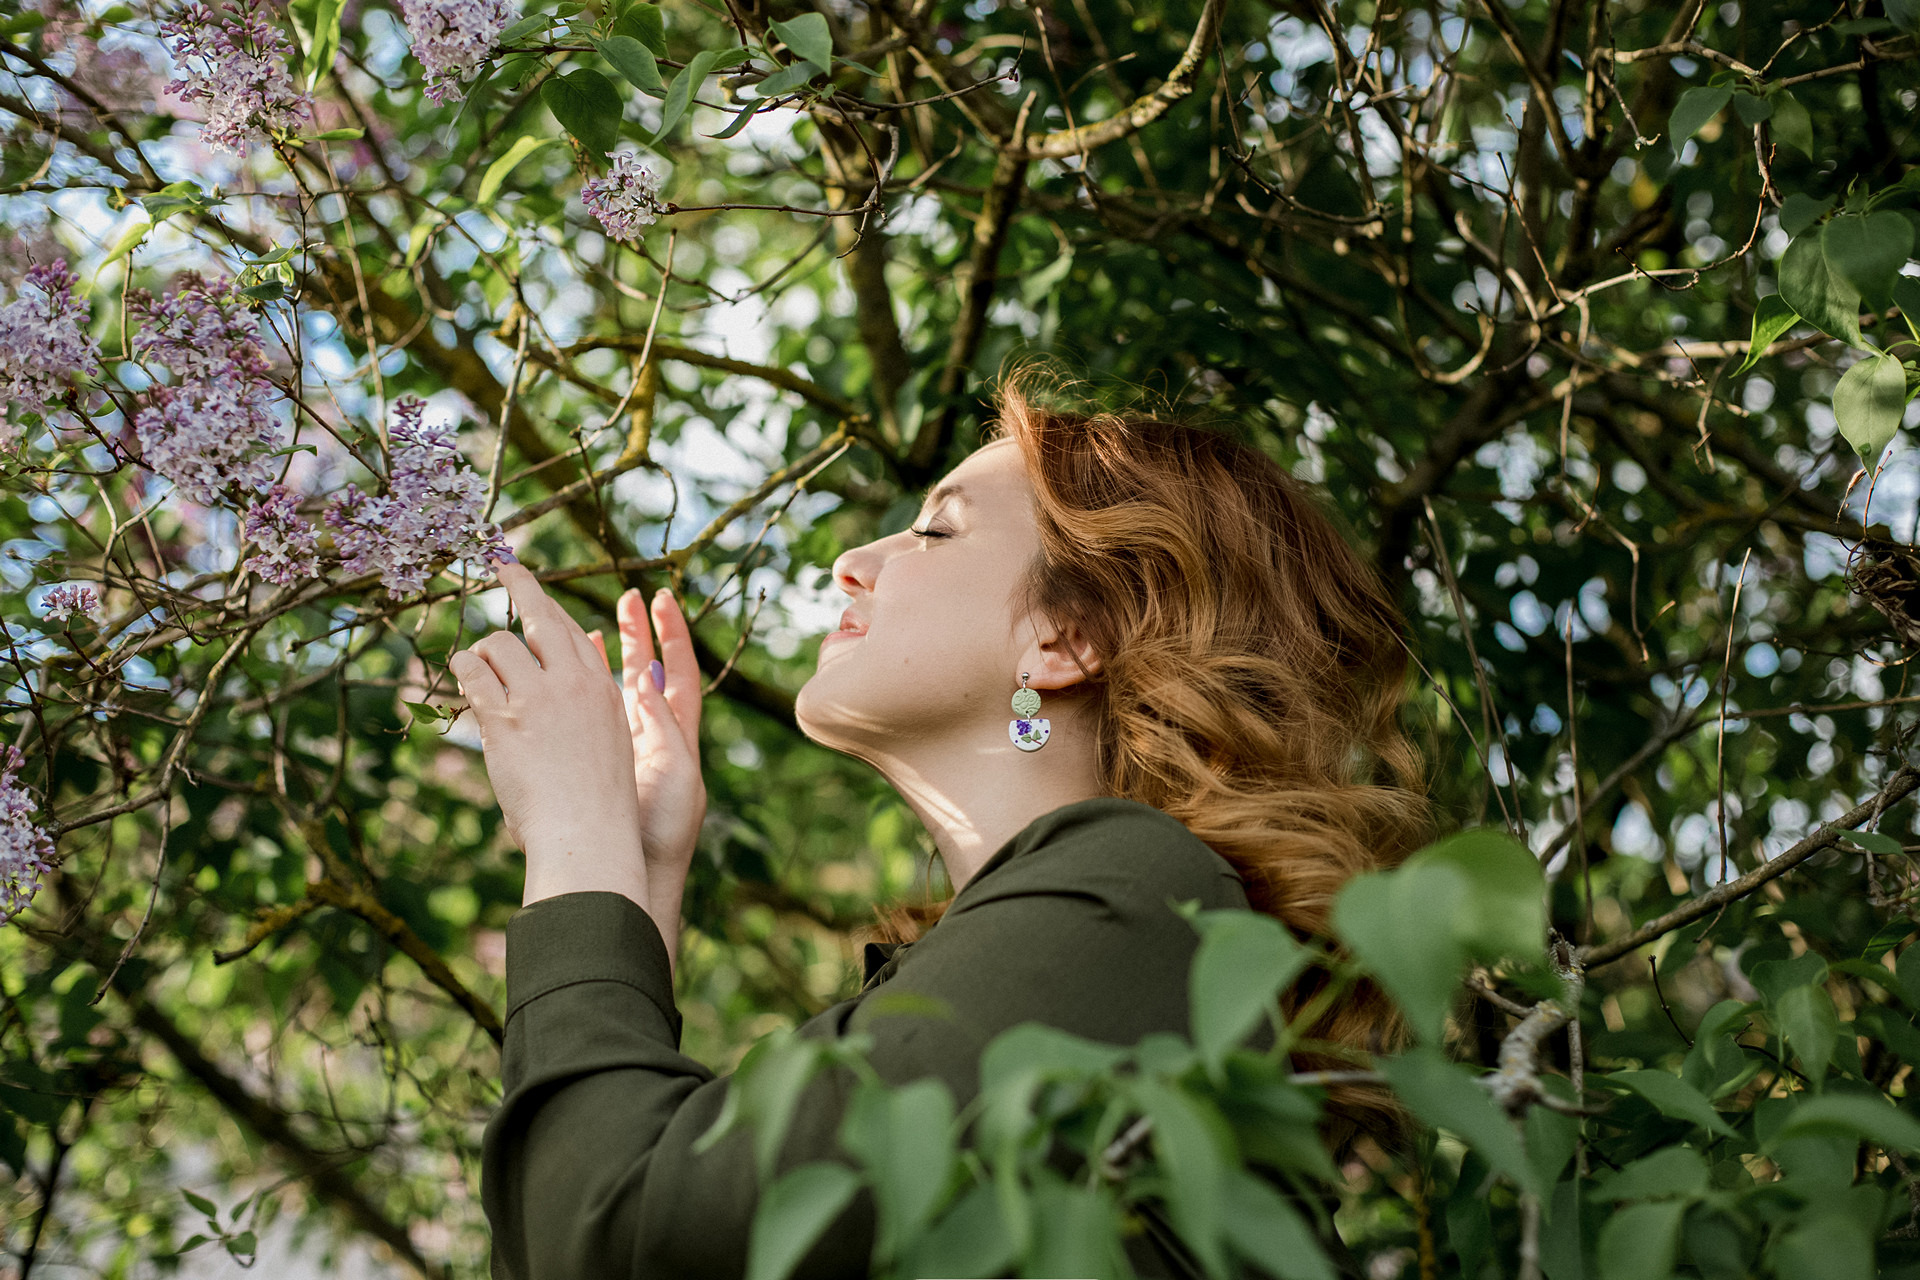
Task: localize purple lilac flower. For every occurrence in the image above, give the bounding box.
[581,152,664,242]
[241,483,320,585]
[0,259,101,450]
[132,274,288,505]
[324,397,511,597]
[159,0,312,154]
[0,746,55,924]
[41,582,100,623]
[399,0,518,104]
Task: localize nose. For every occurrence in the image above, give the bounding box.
[829,533,885,602]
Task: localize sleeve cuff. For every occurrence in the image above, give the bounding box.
[504,891,682,1046]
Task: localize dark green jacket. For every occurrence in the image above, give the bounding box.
[480,796,1263,1279]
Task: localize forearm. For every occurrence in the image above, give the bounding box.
[647,865,687,979]
[520,831,649,912]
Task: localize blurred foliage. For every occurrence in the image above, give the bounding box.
[0,0,1917,1274]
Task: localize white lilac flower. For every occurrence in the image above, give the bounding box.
[0,746,55,925]
[580,152,664,242]
[241,483,320,585]
[132,274,288,505]
[324,397,511,597]
[159,0,312,154]
[41,582,100,623]
[0,259,101,450]
[398,0,518,105]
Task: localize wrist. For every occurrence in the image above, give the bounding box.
[521,835,649,910]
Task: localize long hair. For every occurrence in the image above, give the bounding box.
[870,367,1432,1143]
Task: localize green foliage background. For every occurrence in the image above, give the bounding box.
[0,0,1918,1274]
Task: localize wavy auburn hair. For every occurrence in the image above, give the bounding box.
[877,369,1432,1140]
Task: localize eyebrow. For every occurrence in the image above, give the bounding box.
[922,482,971,510]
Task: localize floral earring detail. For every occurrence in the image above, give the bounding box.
[1009,673,1049,752]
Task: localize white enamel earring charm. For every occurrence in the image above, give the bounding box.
[1009,672,1049,752]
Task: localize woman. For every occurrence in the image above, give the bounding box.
[459,372,1430,1279]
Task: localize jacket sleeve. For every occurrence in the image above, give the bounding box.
[480,808,1250,1280]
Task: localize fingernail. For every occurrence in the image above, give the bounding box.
[649,659,665,692]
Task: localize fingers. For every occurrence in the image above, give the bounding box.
[492,559,598,672]
[651,588,703,753]
[616,588,654,722]
[449,649,504,718]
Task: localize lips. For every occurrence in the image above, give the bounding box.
[836,609,869,637]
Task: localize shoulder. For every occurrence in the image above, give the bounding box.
[968,796,1246,907]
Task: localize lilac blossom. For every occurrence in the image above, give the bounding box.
[0,259,101,450]
[581,152,664,242]
[40,582,100,623]
[398,0,518,104]
[159,0,312,153]
[241,483,321,585]
[132,274,288,505]
[324,397,511,597]
[0,746,55,925]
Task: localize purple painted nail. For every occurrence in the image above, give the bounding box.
[649,659,665,692]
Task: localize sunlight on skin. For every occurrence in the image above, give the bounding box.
[794,437,1110,892]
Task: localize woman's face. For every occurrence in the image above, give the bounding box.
[795,437,1042,758]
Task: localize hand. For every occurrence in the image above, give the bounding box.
[450,560,648,910]
[585,585,709,886]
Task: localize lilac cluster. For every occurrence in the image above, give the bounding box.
[41,582,101,623]
[132,273,287,505]
[581,152,664,242]
[399,0,518,104]
[159,0,312,153]
[0,258,101,450]
[241,483,321,585]
[0,746,55,925]
[324,397,511,597]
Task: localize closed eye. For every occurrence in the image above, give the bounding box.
[908,526,950,540]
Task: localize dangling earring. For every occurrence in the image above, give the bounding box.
[1009,673,1049,752]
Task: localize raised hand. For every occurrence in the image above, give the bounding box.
[586,585,709,913]
[450,560,649,912]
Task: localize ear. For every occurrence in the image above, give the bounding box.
[1020,616,1103,690]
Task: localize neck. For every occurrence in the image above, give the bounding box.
[875,714,1106,894]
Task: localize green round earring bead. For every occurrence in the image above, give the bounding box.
[1011,687,1042,717]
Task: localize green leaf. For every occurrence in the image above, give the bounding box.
[1332,863,1467,1043]
[293,0,344,89]
[1730,90,1772,126]
[1770,1093,1920,1152]
[1220,1168,1336,1280]
[1832,352,1910,471]
[899,1182,1015,1280]
[1021,249,1075,307]
[477,135,555,205]
[1669,86,1732,156]
[1406,827,1546,963]
[1901,943,1920,1010]
[0,10,46,36]
[226,1231,257,1257]
[594,35,666,97]
[1682,1000,1758,1100]
[1862,920,1914,961]
[706,97,767,139]
[1772,1212,1875,1280]
[610,4,665,56]
[1778,233,1865,349]
[1132,1078,1233,1280]
[1384,1049,1541,1197]
[1888,0,1920,34]
[1849,831,1905,855]
[1823,212,1915,313]
[1524,1103,1578,1192]
[769,12,832,72]
[749,60,821,100]
[1770,91,1814,156]
[744,1162,862,1280]
[97,217,152,273]
[1593,1147,1710,1201]
[302,126,363,141]
[542,68,622,157]
[710,46,754,70]
[652,50,719,143]
[1854,1005,1920,1062]
[1735,293,1799,374]
[1779,192,1836,238]
[1604,1070,1735,1136]
[1187,909,1307,1071]
[1027,1175,1129,1280]
[1597,1199,1686,1280]
[495,12,550,45]
[182,1188,219,1219]
[837,1078,956,1266]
